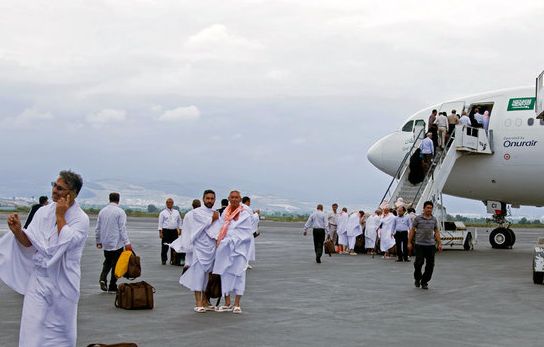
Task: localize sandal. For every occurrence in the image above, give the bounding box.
[204,306,217,311]
[232,306,242,314]
[215,305,233,312]
[193,306,206,313]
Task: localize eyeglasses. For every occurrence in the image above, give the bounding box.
[51,182,70,192]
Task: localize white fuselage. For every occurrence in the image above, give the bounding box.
[367,86,543,207]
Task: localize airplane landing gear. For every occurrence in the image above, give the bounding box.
[488,207,515,249]
[489,227,515,249]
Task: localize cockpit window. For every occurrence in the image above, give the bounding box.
[402,120,414,132]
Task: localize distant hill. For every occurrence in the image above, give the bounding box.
[0,178,320,213]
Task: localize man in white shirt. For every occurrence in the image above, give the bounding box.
[303,204,329,263]
[96,192,132,292]
[327,203,339,245]
[473,108,484,127]
[0,170,89,347]
[419,132,435,173]
[158,198,182,265]
[434,112,449,149]
[459,111,471,126]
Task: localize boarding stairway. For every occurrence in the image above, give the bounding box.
[379,125,493,218]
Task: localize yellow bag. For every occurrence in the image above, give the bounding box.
[115,250,133,279]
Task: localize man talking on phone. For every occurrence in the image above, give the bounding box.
[0,170,89,347]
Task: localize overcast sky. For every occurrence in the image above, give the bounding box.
[1,0,544,216]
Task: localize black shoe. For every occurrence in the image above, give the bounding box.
[316,257,321,264]
[108,285,117,293]
[421,283,429,290]
[404,259,411,262]
[162,261,166,265]
[100,280,107,292]
[414,279,420,288]
[396,259,403,262]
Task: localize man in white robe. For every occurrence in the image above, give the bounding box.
[0,170,89,347]
[242,196,260,268]
[365,209,382,254]
[336,208,349,254]
[346,211,364,255]
[212,190,254,314]
[171,190,220,312]
[379,206,396,258]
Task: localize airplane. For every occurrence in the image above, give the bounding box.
[367,77,544,250]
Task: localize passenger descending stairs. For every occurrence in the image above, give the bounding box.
[380,125,493,217]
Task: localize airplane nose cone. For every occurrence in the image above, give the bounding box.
[367,141,383,169]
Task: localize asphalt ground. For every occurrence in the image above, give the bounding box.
[1,215,544,347]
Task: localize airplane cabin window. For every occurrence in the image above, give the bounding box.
[402,120,414,132]
[528,118,534,126]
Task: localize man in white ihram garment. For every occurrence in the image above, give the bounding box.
[0,170,89,347]
[346,211,364,256]
[213,190,255,314]
[171,189,221,313]
[365,208,382,254]
[242,196,261,269]
[379,205,396,259]
[336,207,349,254]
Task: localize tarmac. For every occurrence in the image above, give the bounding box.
[1,215,544,347]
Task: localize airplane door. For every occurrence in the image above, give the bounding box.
[439,101,465,115]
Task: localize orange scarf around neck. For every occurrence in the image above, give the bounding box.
[216,204,244,245]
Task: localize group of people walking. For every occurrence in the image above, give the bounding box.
[304,201,442,289]
[0,169,443,346]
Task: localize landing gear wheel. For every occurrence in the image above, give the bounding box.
[533,271,544,284]
[506,228,516,247]
[463,232,473,251]
[489,227,512,249]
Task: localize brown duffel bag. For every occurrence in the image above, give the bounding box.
[324,238,335,256]
[115,281,155,310]
[87,343,138,347]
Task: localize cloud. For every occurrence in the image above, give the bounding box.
[185,24,265,62]
[186,24,265,51]
[17,107,53,123]
[86,109,127,126]
[266,69,291,81]
[291,137,307,145]
[157,106,201,122]
[2,107,55,127]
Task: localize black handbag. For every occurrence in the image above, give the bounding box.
[205,274,222,299]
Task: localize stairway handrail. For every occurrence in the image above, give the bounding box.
[378,127,425,206]
[412,130,457,208]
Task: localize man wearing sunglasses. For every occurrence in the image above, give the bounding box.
[0,170,89,347]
